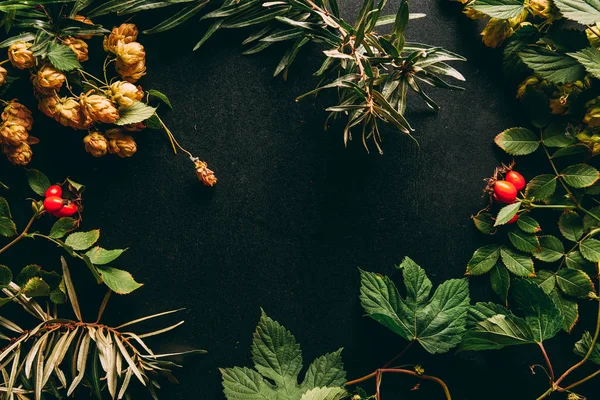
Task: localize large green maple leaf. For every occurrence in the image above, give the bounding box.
[220,311,347,400]
[359,257,471,354]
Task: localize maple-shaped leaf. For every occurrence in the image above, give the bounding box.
[220,310,347,400]
[359,257,470,354]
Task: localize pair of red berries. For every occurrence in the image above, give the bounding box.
[493,170,526,225]
[43,185,78,218]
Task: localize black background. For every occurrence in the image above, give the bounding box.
[1,0,598,399]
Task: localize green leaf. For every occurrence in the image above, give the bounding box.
[580,238,600,262]
[0,265,12,286]
[532,270,556,294]
[0,197,11,218]
[511,279,562,342]
[495,202,521,227]
[552,144,590,159]
[490,264,510,303]
[517,215,541,233]
[534,236,565,262]
[25,169,50,196]
[360,258,470,354]
[470,0,525,18]
[16,264,40,286]
[23,277,50,297]
[144,2,210,34]
[85,247,126,265]
[494,128,539,156]
[467,245,500,276]
[566,250,597,275]
[147,89,173,109]
[97,267,142,294]
[49,288,67,304]
[221,311,346,400]
[559,211,583,242]
[552,0,600,24]
[459,313,534,351]
[574,332,600,364]
[46,42,81,72]
[542,124,576,148]
[556,268,594,298]
[549,289,578,332]
[115,102,157,126]
[508,228,540,253]
[49,217,77,239]
[473,212,496,234]
[561,164,600,188]
[525,174,557,201]
[519,47,585,84]
[500,247,535,277]
[0,217,16,237]
[300,387,347,400]
[64,230,100,251]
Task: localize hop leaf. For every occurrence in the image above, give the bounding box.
[220,311,346,400]
[359,257,470,354]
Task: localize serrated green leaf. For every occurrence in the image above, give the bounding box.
[49,217,77,239]
[25,169,50,196]
[561,164,599,188]
[580,238,600,262]
[467,245,500,275]
[552,144,590,159]
[532,270,556,294]
[559,211,583,242]
[23,277,50,297]
[525,174,557,201]
[46,42,81,72]
[534,236,564,262]
[115,102,156,126]
[473,212,496,234]
[511,279,562,342]
[301,387,347,400]
[556,268,594,298]
[517,215,540,233]
[495,202,521,227]
[549,289,578,332]
[542,123,576,148]
[508,228,540,253]
[360,258,470,354]
[0,217,16,237]
[490,264,510,303]
[97,267,142,294]
[494,128,539,155]
[65,230,100,251]
[566,250,597,275]
[85,247,126,265]
[574,332,600,364]
[0,265,12,286]
[500,247,535,276]
[459,313,534,351]
[16,264,40,286]
[519,47,585,84]
[552,0,600,24]
[470,0,525,18]
[0,197,11,218]
[147,89,172,109]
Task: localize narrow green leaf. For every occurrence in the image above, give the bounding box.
[494,127,539,155]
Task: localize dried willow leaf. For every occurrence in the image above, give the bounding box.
[34,338,45,400]
[115,308,185,330]
[115,334,146,385]
[61,257,82,322]
[138,321,185,339]
[0,316,23,334]
[25,332,49,378]
[7,345,20,396]
[117,367,133,399]
[67,332,90,396]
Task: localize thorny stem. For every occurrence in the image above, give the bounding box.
[538,343,555,382]
[0,213,38,256]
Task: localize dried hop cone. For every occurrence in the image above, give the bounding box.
[481,18,512,48]
[194,159,217,187]
[63,37,89,62]
[83,132,108,157]
[57,97,91,129]
[115,60,146,83]
[115,41,145,66]
[80,93,119,124]
[1,123,28,146]
[73,15,94,39]
[585,98,600,127]
[3,142,32,165]
[2,100,33,131]
[104,23,139,54]
[106,129,137,158]
[0,66,7,87]
[107,81,144,108]
[526,0,554,18]
[36,65,66,91]
[8,42,35,70]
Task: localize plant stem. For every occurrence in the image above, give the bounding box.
[0,59,9,66]
[382,341,414,368]
[0,213,38,256]
[536,387,553,400]
[530,204,576,210]
[538,342,555,382]
[562,368,600,391]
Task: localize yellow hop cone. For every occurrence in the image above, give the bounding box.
[3,142,32,165]
[31,76,57,97]
[63,37,89,62]
[194,159,217,186]
[481,18,512,48]
[73,15,94,39]
[103,23,139,54]
[0,123,28,146]
[83,132,108,157]
[587,23,600,48]
[38,96,60,119]
[115,59,146,83]
[106,129,137,158]
[80,93,119,124]
[107,81,144,108]
[36,65,66,91]
[0,66,7,87]
[56,97,91,129]
[8,42,35,70]
[115,41,145,66]
[2,100,33,131]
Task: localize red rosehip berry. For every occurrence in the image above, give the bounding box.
[44,185,62,198]
[493,180,518,204]
[506,171,526,191]
[55,203,78,218]
[43,196,64,213]
[507,214,519,224]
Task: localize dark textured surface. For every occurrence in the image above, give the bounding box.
[0,1,597,399]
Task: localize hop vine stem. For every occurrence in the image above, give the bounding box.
[0,213,38,256]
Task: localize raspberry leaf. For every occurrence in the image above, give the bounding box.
[469,0,525,19]
[518,47,585,84]
[551,0,600,25]
[359,257,470,354]
[574,332,600,363]
[490,264,510,303]
[549,289,578,332]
